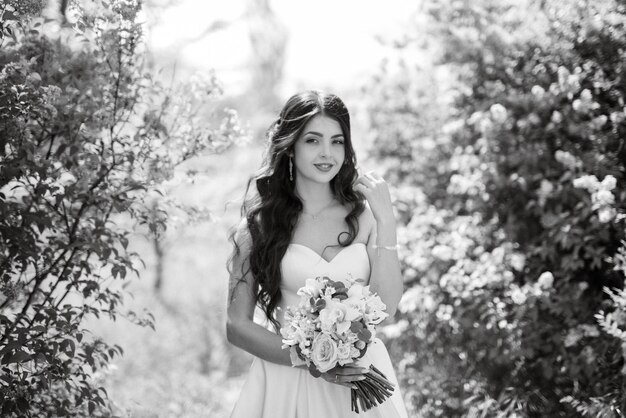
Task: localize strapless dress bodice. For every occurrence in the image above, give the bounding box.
[278,243,371,322]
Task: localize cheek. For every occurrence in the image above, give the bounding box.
[294,151,309,168]
[293,143,308,165]
[338,147,347,164]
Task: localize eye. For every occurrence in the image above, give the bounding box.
[305,137,319,144]
[333,139,344,145]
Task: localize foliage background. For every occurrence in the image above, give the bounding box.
[2,0,626,417]
[366,0,626,416]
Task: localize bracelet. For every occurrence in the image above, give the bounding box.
[372,244,398,256]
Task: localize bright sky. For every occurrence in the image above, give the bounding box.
[148,0,418,96]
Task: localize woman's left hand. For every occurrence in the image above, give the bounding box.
[354,171,395,224]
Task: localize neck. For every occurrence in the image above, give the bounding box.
[295,178,336,212]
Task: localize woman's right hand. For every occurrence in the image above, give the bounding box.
[319,365,368,389]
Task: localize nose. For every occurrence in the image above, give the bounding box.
[320,142,331,158]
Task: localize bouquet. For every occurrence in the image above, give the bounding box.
[280,275,395,413]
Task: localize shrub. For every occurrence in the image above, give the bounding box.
[367,0,626,416]
[0,1,244,415]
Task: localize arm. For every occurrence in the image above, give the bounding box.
[354,172,404,318]
[364,207,403,318]
[225,219,293,366]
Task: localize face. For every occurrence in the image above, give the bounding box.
[292,115,346,186]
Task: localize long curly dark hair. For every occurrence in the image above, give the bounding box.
[229,90,365,332]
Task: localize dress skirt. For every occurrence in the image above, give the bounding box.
[229,338,408,418]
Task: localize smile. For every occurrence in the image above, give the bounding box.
[314,163,334,172]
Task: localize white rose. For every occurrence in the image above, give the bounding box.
[600,175,617,191]
[593,189,615,206]
[336,342,352,365]
[572,175,599,192]
[510,286,527,305]
[364,296,388,325]
[538,271,554,289]
[297,278,325,298]
[489,103,508,123]
[280,324,307,348]
[311,333,339,373]
[531,85,545,98]
[347,283,367,299]
[509,254,526,272]
[597,207,616,223]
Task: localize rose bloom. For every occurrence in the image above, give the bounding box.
[510,286,527,305]
[297,278,326,298]
[573,174,599,191]
[600,175,617,191]
[280,323,307,348]
[336,342,352,365]
[538,271,554,289]
[598,207,616,223]
[311,333,339,373]
[593,189,615,206]
[489,103,507,123]
[363,297,388,325]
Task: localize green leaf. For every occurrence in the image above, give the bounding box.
[5,350,31,364]
[350,321,364,333]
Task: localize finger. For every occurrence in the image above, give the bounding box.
[356,175,374,188]
[336,366,369,375]
[335,374,366,384]
[365,173,384,186]
[354,184,370,196]
[367,171,384,181]
[365,171,378,181]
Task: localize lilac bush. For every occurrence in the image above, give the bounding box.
[368,0,626,416]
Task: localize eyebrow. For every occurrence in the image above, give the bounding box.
[303,131,344,139]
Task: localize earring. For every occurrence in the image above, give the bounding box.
[289,157,293,181]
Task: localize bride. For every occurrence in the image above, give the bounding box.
[227,90,408,417]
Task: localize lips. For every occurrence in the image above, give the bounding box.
[314,163,334,172]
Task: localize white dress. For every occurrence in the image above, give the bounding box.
[230,242,409,418]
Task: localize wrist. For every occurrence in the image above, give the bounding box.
[375,225,397,248]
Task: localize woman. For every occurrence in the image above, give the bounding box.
[227,90,408,418]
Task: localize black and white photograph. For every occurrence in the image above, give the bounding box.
[1,0,625,417]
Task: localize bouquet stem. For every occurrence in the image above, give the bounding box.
[350,365,395,413]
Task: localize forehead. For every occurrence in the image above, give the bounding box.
[300,115,343,136]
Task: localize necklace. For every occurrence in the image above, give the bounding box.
[302,199,337,221]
